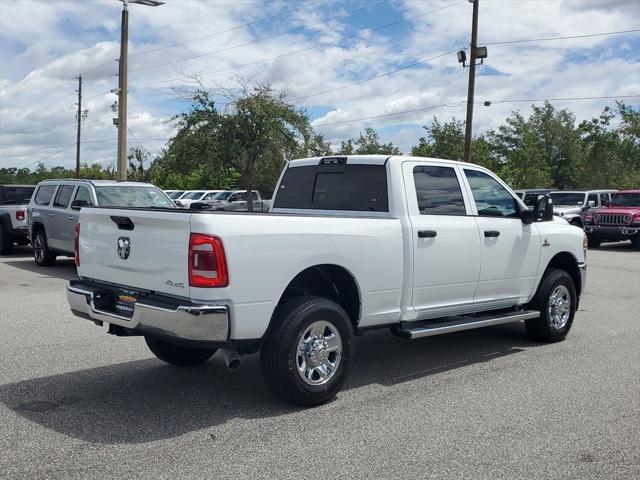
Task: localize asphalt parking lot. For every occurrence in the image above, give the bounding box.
[0,244,638,480]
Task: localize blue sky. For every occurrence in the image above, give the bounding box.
[1,0,639,170]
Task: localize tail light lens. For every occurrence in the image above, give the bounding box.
[74,223,80,267]
[189,233,228,288]
[15,210,25,221]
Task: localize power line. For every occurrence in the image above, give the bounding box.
[484,29,640,46]
[292,48,462,102]
[312,95,640,127]
[129,2,464,89]
[128,0,392,73]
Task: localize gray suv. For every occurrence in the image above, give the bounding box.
[27,179,174,266]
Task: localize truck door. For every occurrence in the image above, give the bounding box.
[461,168,540,305]
[48,184,76,251]
[402,162,481,318]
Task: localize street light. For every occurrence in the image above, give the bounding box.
[116,0,164,182]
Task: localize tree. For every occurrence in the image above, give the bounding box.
[337,127,401,155]
[127,146,151,182]
[411,117,495,169]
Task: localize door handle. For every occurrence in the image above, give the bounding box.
[67,215,76,220]
[484,230,500,238]
[418,230,437,238]
[47,212,55,217]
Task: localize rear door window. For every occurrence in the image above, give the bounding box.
[34,185,57,206]
[53,185,75,208]
[413,166,466,215]
[274,164,388,212]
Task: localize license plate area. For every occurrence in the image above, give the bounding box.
[114,288,139,318]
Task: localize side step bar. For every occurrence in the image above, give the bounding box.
[398,310,540,340]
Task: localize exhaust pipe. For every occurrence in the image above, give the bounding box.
[220,349,242,371]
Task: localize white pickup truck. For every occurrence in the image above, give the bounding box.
[67,155,587,406]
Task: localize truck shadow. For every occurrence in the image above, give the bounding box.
[0,323,535,445]
[595,242,637,252]
[2,258,77,281]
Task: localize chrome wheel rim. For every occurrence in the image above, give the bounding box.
[34,234,44,263]
[296,320,342,386]
[548,285,571,329]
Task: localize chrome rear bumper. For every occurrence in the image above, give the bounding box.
[67,279,229,342]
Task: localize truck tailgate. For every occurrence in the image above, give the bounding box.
[77,208,192,297]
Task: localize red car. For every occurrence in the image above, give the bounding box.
[584,190,640,249]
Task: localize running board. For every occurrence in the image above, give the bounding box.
[398,310,540,340]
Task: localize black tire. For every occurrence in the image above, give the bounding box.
[32,229,56,266]
[260,296,353,407]
[0,224,15,255]
[587,235,601,249]
[633,234,640,251]
[525,269,577,343]
[145,336,216,366]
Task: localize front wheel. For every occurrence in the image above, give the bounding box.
[33,229,56,266]
[633,234,640,251]
[145,336,216,366]
[525,269,577,342]
[261,296,353,407]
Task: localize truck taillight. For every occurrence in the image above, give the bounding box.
[189,233,228,288]
[15,210,25,221]
[74,223,80,267]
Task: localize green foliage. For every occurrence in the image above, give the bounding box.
[0,162,113,185]
[337,127,401,155]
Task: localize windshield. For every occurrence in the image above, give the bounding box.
[213,191,233,200]
[550,192,585,206]
[167,191,185,199]
[95,186,175,208]
[183,191,204,200]
[610,193,640,207]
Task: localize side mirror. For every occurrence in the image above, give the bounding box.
[587,200,596,207]
[521,194,554,224]
[70,199,90,210]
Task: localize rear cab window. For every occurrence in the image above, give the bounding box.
[274,162,388,212]
[0,186,35,205]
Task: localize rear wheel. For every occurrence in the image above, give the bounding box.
[525,269,576,342]
[261,296,353,407]
[587,235,601,249]
[633,234,640,250]
[145,336,216,366]
[33,229,56,266]
[0,225,15,255]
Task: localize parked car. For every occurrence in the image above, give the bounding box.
[67,155,586,407]
[164,190,188,200]
[191,189,270,212]
[583,190,640,249]
[549,190,617,227]
[27,179,175,266]
[174,190,224,209]
[514,189,555,208]
[0,184,36,255]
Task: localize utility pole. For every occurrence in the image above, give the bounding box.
[463,0,480,163]
[75,75,82,178]
[116,2,129,181]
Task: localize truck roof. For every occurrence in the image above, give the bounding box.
[37,179,156,187]
[288,154,484,168]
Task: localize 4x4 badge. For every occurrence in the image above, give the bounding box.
[117,237,131,260]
